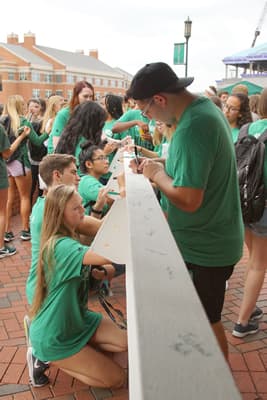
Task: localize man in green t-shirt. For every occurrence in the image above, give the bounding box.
[127,62,244,360]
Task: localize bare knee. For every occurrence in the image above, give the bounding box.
[120,331,128,352]
[109,367,126,389]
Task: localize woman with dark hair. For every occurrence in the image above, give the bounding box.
[47,81,94,153]
[223,93,252,143]
[55,101,107,174]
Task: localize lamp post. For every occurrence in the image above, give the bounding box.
[184,17,192,77]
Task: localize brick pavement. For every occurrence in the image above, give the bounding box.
[0,214,128,400]
[1,214,267,399]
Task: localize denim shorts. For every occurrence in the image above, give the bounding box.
[247,205,267,237]
[6,160,30,177]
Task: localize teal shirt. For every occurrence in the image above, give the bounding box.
[103,119,116,138]
[231,127,240,144]
[115,109,155,150]
[75,136,87,176]
[29,236,102,361]
[102,119,116,181]
[248,119,267,197]
[7,117,49,168]
[47,107,70,153]
[78,175,109,215]
[26,196,45,304]
[165,97,244,267]
[0,124,10,189]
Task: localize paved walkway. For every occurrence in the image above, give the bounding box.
[1,214,267,399]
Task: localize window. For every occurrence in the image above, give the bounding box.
[32,71,40,82]
[87,76,93,84]
[110,80,116,88]
[55,75,62,83]
[67,90,72,100]
[66,74,75,84]
[55,90,63,96]
[8,72,15,80]
[44,74,53,83]
[95,78,101,86]
[32,89,40,98]
[118,81,123,88]
[95,92,101,100]
[45,89,53,98]
[19,72,27,81]
[103,79,108,87]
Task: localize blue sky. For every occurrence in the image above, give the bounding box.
[0,0,266,92]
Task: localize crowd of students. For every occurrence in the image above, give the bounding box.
[0,67,267,389]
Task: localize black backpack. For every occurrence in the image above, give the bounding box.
[235,123,267,224]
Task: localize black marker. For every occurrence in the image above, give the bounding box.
[134,145,139,167]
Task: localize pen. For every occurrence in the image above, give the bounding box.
[134,145,139,166]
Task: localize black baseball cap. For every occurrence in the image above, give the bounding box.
[127,62,194,100]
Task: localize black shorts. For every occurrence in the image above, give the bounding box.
[185,262,234,324]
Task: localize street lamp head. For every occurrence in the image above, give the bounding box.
[184,17,192,39]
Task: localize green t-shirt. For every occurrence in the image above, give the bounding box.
[4,117,49,168]
[248,119,267,196]
[154,136,169,158]
[116,109,155,150]
[29,236,102,361]
[0,124,10,189]
[78,174,109,215]
[231,127,240,144]
[47,107,70,153]
[102,119,117,181]
[103,119,116,138]
[165,97,244,267]
[26,196,45,304]
[75,136,87,176]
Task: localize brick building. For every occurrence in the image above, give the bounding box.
[0,32,132,104]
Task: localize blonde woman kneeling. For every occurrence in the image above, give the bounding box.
[29,184,127,388]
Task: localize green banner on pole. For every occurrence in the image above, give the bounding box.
[173,43,185,65]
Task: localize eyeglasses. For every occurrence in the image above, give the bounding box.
[92,155,108,161]
[224,104,240,113]
[141,98,154,117]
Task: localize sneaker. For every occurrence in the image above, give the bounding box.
[232,321,259,338]
[4,231,14,242]
[0,245,16,258]
[27,347,49,387]
[20,229,31,241]
[250,306,263,320]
